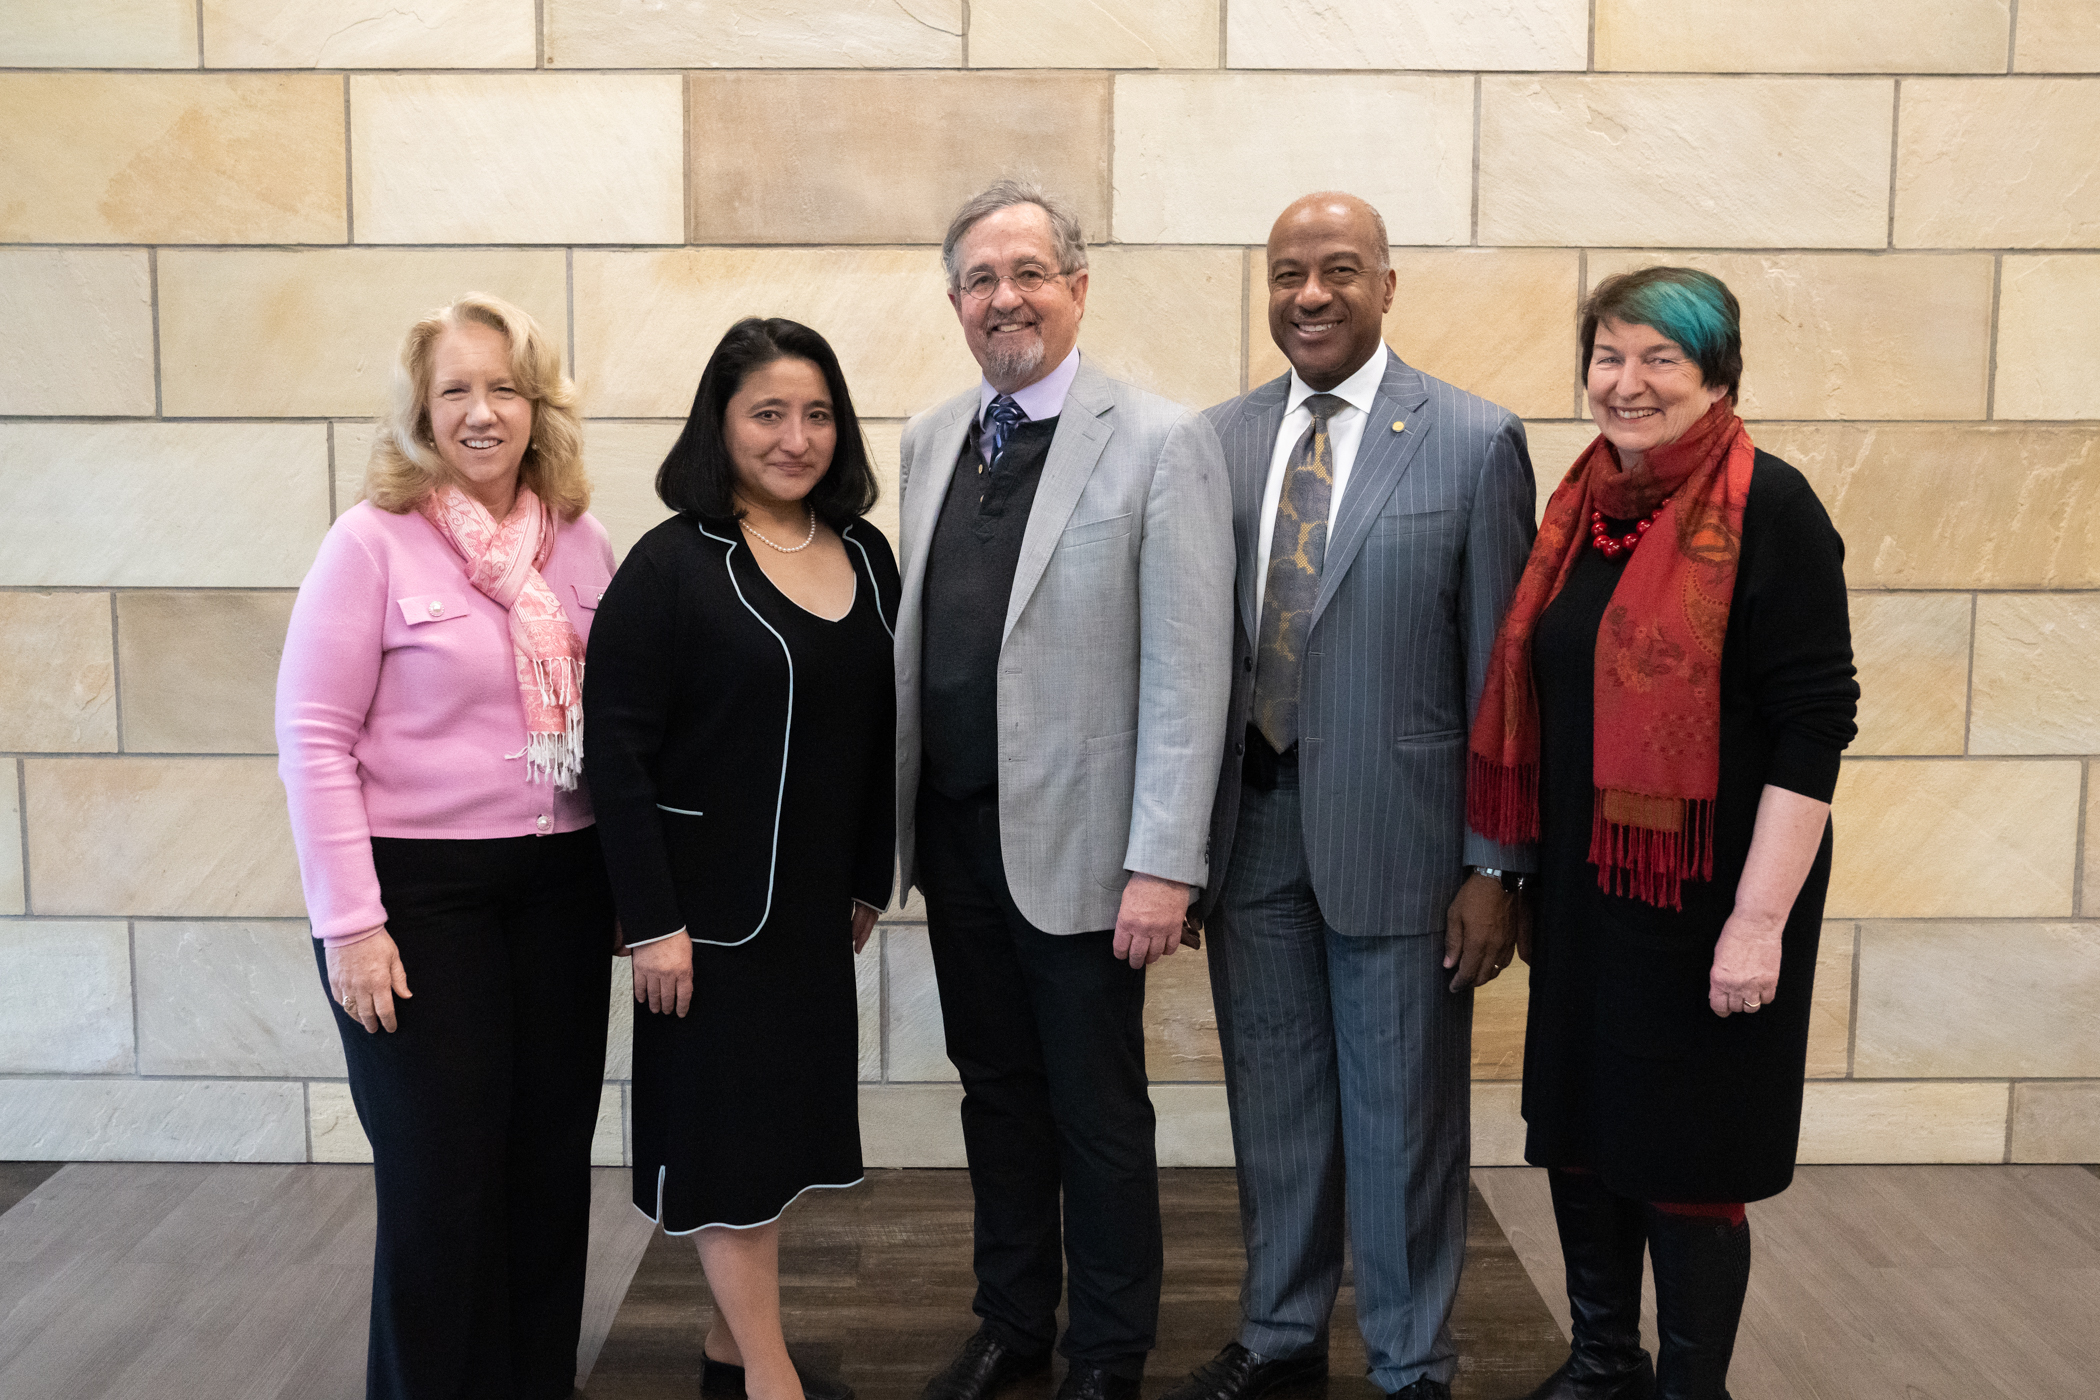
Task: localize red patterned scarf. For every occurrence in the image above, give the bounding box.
[417,485,586,790]
[1467,399,1754,908]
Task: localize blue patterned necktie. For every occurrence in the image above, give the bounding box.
[982,394,1026,471]
[1252,393,1347,753]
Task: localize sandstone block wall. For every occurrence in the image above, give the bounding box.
[2,0,2095,1166]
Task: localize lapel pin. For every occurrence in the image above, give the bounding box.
[1392,420,1406,432]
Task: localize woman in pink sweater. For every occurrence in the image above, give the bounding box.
[276,294,617,1400]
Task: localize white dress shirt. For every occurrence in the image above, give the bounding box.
[977,346,1081,437]
[1253,342,1390,619]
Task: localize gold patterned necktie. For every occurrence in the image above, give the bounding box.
[1252,393,1347,753]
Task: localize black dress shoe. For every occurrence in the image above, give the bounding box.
[1055,1362,1141,1400]
[1384,1380,1450,1400]
[919,1330,1053,1400]
[702,1350,855,1400]
[1159,1342,1329,1400]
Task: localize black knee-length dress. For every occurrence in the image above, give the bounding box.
[584,513,898,1232]
[1520,454,1857,1204]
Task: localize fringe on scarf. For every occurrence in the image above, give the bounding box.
[1587,790,1715,911]
[524,656,585,791]
[1467,752,1540,845]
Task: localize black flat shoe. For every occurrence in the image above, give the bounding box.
[1158,1342,1328,1400]
[702,1350,855,1400]
[919,1329,1052,1400]
[1055,1363,1140,1400]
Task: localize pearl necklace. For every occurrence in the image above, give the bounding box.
[740,505,818,553]
[1589,496,1671,560]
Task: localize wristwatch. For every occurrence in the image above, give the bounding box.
[1469,865,1528,894]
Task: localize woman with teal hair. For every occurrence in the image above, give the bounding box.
[1469,267,1857,1400]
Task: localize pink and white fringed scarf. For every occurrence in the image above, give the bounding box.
[417,485,587,790]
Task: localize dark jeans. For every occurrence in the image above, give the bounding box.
[915,788,1162,1379]
[317,828,614,1400]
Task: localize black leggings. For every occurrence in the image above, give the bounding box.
[317,828,614,1400]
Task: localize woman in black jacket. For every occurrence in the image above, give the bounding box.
[1469,269,1857,1400]
[585,318,898,1400]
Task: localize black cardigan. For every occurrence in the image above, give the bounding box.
[583,514,900,945]
[1522,451,1860,1202]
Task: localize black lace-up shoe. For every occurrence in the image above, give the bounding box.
[919,1330,1052,1400]
[1053,1362,1140,1400]
[1158,1343,1328,1400]
[1383,1380,1451,1400]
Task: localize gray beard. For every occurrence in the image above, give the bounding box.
[981,333,1044,386]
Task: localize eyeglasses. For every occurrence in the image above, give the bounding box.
[957,268,1065,301]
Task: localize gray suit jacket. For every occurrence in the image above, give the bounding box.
[1199,352,1537,937]
[895,357,1234,935]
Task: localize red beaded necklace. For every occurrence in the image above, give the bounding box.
[1589,496,1672,560]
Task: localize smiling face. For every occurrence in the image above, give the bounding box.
[1585,318,1728,466]
[724,356,837,511]
[947,202,1088,394]
[1266,195,1396,391]
[427,321,534,517]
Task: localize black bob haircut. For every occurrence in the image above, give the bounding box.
[654,317,879,528]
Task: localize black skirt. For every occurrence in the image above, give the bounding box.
[631,889,864,1231]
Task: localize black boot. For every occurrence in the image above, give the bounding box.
[1522,1170,1654,1400]
[1642,1207,1750,1400]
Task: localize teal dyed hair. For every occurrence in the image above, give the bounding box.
[1580,267,1742,399]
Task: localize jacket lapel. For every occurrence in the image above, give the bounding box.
[1313,353,1433,624]
[1230,373,1291,643]
[1003,358,1114,642]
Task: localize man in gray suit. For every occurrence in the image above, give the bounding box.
[895,180,1233,1400]
[1162,193,1537,1400]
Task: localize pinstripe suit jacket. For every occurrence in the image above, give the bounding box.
[1198,352,1538,937]
[895,358,1235,935]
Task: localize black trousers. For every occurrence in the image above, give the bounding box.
[916,788,1162,1378]
[318,829,614,1400]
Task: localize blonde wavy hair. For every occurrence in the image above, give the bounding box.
[363,293,589,520]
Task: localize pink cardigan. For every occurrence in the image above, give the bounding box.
[277,501,617,946]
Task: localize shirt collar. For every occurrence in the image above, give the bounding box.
[980,347,1081,426]
[1285,341,1388,418]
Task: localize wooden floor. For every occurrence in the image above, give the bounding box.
[584,1171,1565,1400]
[0,1162,647,1400]
[1478,1164,2100,1400]
[3,1162,2097,1399]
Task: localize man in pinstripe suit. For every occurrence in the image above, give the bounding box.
[1165,193,1538,1400]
